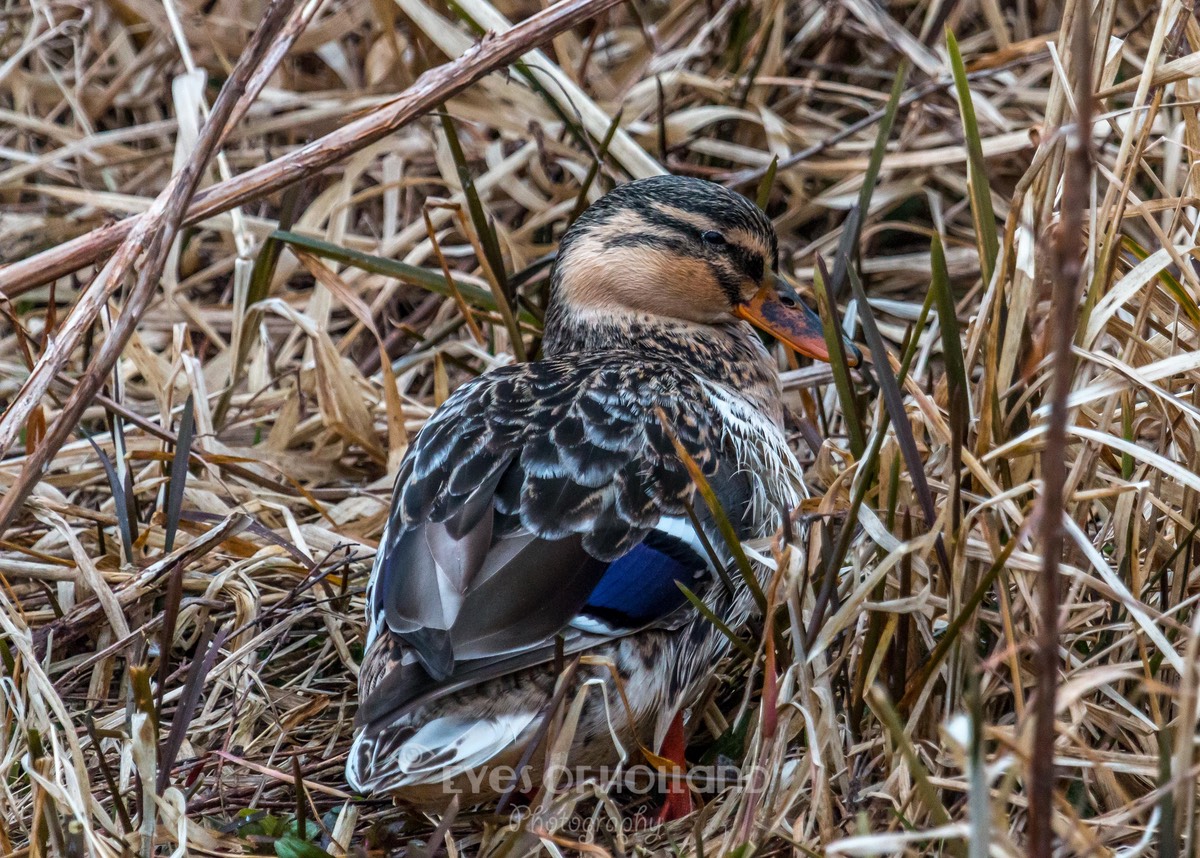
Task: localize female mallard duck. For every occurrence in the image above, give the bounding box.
[347,175,850,816]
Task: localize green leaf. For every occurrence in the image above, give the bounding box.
[867,686,960,850]
[162,394,194,555]
[813,258,865,458]
[271,231,535,326]
[1157,730,1178,858]
[946,29,999,285]
[848,266,951,578]
[755,155,778,211]
[81,427,135,564]
[931,236,967,414]
[1121,235,1200,329]
[721,4,753,74]
[437,110,510,300]
[733,20,774,110]
[931,235,968,531]
[437,109,526,361]
[827,61,909,299]
[284,819,322,841]
[896,284,937,386]
[655,410,766,614]
[570,108,624,224]
[899,537,1017,712]
[443,1,593,155]
[698,712,751,765]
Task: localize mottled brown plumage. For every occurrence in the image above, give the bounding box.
[347,175,842,809]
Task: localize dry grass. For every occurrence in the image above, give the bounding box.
[0,0,1195,854]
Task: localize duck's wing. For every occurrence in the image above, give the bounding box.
[356,356,753,729]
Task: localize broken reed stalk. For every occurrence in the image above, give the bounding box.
[1028,10,1094,858]
[0,0,623,301]
[0,0,311,460]
[0,0,624,540]
[224,0,328,138]
[0,0,299,535]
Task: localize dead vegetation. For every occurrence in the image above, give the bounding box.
[0,0,1196,854]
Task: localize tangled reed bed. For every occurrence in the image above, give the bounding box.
[0,0,1196,854]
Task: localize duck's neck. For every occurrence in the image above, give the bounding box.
[542,304,786,427]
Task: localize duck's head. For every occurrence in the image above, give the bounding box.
[546,175,858,365]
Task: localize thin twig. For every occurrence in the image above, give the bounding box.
[0,0,311,460]
[0,0,625,299]
[721,52,1047,188]
[1028,8,1094,858]
[0,0,299,535]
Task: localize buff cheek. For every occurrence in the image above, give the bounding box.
[555,241,733,324]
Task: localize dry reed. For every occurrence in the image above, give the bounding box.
[0,0,1195,855]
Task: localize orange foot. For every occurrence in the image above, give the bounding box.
[655,710,694,823]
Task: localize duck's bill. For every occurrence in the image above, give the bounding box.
[734,275,862,366]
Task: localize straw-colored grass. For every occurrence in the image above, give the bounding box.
[0,0,1195,854]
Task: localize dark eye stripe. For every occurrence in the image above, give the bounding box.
[639,209,710,236]
[600,233,687,253]
[709,259,743,300]
[732,245,764,282]
[588,196,768,286]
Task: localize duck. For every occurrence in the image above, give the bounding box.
[346,174,853,818]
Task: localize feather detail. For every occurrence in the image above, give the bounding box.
[349,175,819,803]
[347,712,539,792]
[698,378,804,530]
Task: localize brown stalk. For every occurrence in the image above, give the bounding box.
[0,0,299,536]
[0,0,621,537]
[31,514,252,656]
[1,329,356,501]
[0,0,624,301]
[0,0,313,460]
[223,0,329,138]
[1028,8,1094,858]
[423,203,488,345]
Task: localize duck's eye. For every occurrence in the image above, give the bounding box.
[702,230,727,246]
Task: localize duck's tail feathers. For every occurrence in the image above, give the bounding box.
[346,711,538,794]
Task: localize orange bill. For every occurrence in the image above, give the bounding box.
[734,274,862,366]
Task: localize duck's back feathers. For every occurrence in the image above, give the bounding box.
[394,355,728,555]
[347,175,830,802]
[357,354,758,732]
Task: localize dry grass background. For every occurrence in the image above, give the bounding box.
[0,0,1196,854]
